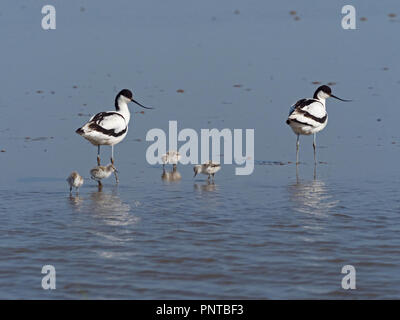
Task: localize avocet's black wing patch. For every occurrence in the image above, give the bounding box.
[76,111,128,138]
[89,112,125,124]
[287,99,327,127]
[88,112,127,137]
[289,99,321,114]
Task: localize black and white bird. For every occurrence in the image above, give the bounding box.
[76,89,153,182]
[286,85,351,164]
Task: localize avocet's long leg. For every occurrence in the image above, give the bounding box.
[296,134,300,165]
[97,145,101,166]
[111,145,119,184]
[313,133,317,165]
[314,162,317,180]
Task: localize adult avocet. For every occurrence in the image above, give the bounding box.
[286,85,350,164]
[76,89,153,182]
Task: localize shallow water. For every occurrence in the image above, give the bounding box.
[0,1,400,299]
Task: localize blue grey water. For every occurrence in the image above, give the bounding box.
[0,0,399,299]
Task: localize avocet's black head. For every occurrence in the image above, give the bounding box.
[313,85,351,102]
[115,89,154,110]
[118,89,133,100]
[313,85,331,99]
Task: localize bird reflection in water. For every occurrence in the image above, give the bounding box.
[194,181,217,193]
[161,166,182,183]
[193,182,220,208]
[88,187,138,227]
[68,194,84,212]
[289,165,338,217]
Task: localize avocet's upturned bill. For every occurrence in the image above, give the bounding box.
[76,89,153,182]
[286,85,351,164]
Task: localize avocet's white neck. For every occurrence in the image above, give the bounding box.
[115,96,131,124]
[317,97,327,107]
[316,91,330,104]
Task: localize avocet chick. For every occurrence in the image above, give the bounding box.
[66,171,84,193]
[161,151,181,169]
[90,164,117,187]
[193,161,221,181]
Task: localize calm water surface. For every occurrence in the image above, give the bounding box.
[0,0,399,299]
